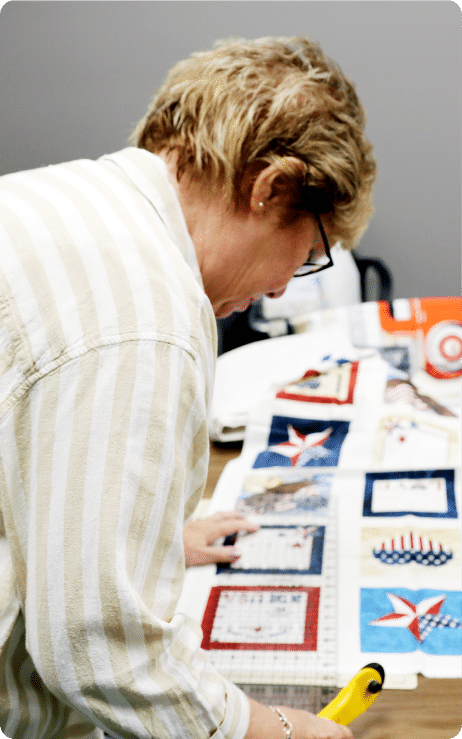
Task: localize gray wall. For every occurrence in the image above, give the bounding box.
[1,1,460,299]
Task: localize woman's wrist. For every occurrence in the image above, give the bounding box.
[270,707,293,738]
[244,696,353,739]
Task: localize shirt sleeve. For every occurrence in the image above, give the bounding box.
[15,339,250,739]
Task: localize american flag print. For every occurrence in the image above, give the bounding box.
[373,531,453,566]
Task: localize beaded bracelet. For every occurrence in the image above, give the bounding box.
[270,707,293,739]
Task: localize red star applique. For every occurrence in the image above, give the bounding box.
[369,593,446,642]
[268,425,333,466]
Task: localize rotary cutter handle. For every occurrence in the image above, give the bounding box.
[317,663,385,726]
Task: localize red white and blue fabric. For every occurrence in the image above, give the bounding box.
[361,589,462,654]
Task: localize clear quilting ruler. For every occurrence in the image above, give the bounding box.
[200,480,339,693]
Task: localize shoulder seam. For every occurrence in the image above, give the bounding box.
[0,332,203,420]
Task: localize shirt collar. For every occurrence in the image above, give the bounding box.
[100,147,203,286]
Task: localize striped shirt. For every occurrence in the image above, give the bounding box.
[0,148,250,739]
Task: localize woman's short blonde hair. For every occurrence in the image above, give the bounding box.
[130,36,377,248]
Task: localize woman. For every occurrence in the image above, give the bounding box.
[0,36,375,739]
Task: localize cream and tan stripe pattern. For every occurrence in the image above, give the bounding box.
[0,149,250,739]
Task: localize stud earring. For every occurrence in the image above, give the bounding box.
[259,201,264,208]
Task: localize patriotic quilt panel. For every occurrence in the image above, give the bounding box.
[253,416,349,468]
[360,588,462,656]
[216,525,325,576]
[363,470,457,518]
[235,469,332,519]
[201,586,320,651]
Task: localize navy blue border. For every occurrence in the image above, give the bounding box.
[253,417,350,469]
[363,469,457,518]
[217,525,325,575]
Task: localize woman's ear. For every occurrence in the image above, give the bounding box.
[250,157,306,213]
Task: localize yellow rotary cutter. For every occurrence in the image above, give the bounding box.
[317,663,385,725]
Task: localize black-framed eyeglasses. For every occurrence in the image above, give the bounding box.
[293,213,334,277]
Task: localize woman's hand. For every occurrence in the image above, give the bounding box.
[183,511,259,566]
